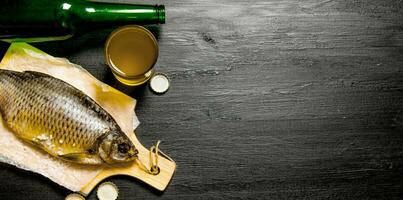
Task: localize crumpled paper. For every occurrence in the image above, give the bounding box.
[0,42,140,191]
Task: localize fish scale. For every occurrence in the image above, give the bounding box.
[0,69,137,165]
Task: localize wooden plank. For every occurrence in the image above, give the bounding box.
[1,0,403,199]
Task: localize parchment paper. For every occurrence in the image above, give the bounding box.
[0,42,140,191]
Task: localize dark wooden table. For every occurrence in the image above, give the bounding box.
[1,0,403,199]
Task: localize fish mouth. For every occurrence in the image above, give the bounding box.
[128,149,139,158]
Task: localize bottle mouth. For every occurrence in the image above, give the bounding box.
[156,5,165,24]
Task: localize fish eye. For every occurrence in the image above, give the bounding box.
[118,143,130,154]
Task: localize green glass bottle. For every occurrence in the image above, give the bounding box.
[0,0,165,42]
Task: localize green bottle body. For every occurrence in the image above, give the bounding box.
[0,0,165,42]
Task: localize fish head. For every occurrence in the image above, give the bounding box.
[99,131,138,164]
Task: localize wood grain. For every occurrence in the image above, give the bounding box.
[1,0,403,199]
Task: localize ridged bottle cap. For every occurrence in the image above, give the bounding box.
[97,181,119,200]
[65,193,85,200]
[150,73,170,94]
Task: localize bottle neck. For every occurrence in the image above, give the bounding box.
[59,1,165,30]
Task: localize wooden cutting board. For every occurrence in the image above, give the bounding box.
[0,42,176,196]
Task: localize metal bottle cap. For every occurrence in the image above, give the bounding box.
[149,73,170,94]
[65,193,85,200]
[97,181,119,200]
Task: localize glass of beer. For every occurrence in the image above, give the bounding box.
[105,25,159,86]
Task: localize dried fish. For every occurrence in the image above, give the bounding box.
[0,69,138,165]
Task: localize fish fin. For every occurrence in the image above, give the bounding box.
[19,137,61,158]
[59,153,103,165]
[23,138,46,149]
[23,70,53,78]
[16,134,47,150]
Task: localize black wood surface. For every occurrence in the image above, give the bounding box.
[1,0,403,199]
